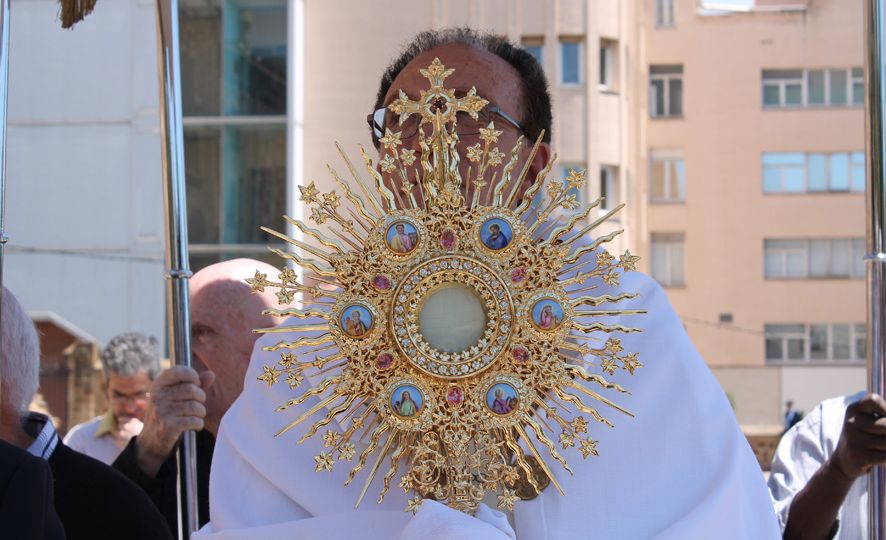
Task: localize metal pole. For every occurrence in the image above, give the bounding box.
[866,1,886,538]
[0,0,11,355]
[154,0,199,537]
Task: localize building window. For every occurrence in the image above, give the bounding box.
[560,39,583,85]
[522,37,543,67]
[600,165,619,210]
[762,69,804,107]
[765,323,866,364]
[650,151,685,202]
[763,68,864,108]
[762,152,865,193]
[599,39,617,91]
[852,67,864,104]
[655,0,675,27]
[651,232,685,287]
[649,65,683,118]
[180,0,288,271]
[764,238,865,279]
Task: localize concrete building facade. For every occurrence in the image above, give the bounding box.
[639,0,865,425]
[6,0,166,346]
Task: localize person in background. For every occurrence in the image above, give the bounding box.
[0,301,65,540]
[0,286,171,539]
[64,332,161,464]
[770,391,886,539]
[112,258,284,536]
[784,399,802,433]
[0,438,65,539]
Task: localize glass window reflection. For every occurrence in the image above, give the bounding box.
[179,0,288,272]
[181,0,287,116]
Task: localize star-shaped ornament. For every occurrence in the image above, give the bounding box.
[257,365,282,387]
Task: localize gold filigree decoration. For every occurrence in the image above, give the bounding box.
[251,59,646,515]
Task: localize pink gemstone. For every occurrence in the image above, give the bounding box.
[446,385,464,406]
[376,353,394,370]
[440,229,457,249]
[512,346,530,363]
[372,274,392,290]
[510,267,527,283]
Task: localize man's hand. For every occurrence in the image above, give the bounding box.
[134,366,215,477]
[783,393,886,539]
[831,393,886,480]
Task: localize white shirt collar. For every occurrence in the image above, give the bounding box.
[23,411,59,460]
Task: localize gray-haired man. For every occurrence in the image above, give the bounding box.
[65,332,161,464]
[0,287,172,539]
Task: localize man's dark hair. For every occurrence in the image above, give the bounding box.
[373,27,552,147]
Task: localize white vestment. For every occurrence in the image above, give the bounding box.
[768,391,866,539]
[196,270,779,539]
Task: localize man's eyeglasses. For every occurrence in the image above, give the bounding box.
[367,104,524,142]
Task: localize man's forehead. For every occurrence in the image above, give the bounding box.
[383,44,520,104]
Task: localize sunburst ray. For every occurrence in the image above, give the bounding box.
[260,226,336,263]
[335,142,384,217]
[299,393,361,444]
[571,293,639,307]
[553,389,615,428]
[275,375,342,412]
[346,423,390,487]
[356,432,398,508]
[284,216,348,254]
[503,131,546,209]
[326,165,376,232]
[262,307,331,319]
[524,415,572,474]
[378,433,410,503]
[275,392,347,437]
[514,424,565,496]
[503,429,542,495]
[564,365,631,394]
[513,154,555,216]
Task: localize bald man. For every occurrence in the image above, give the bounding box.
[113,259,284,535]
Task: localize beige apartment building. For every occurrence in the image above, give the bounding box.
[638,0,866,427]
[173,0,865,430]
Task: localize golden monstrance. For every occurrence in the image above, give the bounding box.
[248,59,645,515]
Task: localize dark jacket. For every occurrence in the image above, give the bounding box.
[0,439,65,540]
[113,429,214,538]
[49,442,172,540]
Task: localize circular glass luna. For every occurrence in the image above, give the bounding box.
[418,284,487,353]
[390,256,514,379]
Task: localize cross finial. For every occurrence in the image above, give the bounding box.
[388,58,489,136]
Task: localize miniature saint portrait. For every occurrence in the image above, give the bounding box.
[479,218,512,251]
[391,384,424,418]
[385,220,419,254]
[531,299,564,332]
[486,383,519,416]
[340,304,373,338]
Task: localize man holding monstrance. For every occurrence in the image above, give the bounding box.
[194,29,779,539]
